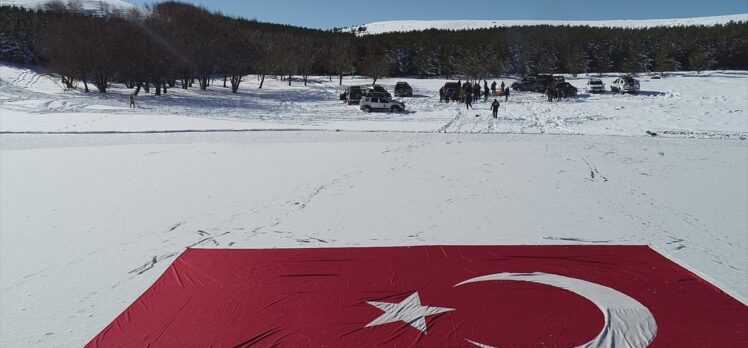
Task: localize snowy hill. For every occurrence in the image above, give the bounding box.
[0,0,136,13]
[348,14,748,35]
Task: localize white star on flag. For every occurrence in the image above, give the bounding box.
[365,292,454,333]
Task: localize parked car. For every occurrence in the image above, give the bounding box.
[359,96,405,113]
[611,75,640,94]
[365,85,391,98]
[554,82,578,97]
[585,78,605,93]
[441,82,461,100]
[394,82,413,97]
[511,74,559,92]
[342,86,364,105]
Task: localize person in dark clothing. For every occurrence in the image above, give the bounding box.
[457,80,462,92]
[465,87,473,109]
[546,87,553,102]
[500,81,505,93]
[473,84,481,102]
[491,99,500,118]
[504,87,510,102]
[491,81,497,95]
[483,81,489,101]
[439,87,444,103]
[129,95,135,108]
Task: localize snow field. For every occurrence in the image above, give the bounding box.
[1,64,747,138]
[0,63,747,346]
[1,132,747,346]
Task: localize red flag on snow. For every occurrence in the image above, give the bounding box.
[88,246,747,347]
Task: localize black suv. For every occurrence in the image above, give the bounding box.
[365,85,392,98]
[553,82,578,97]
[340,86,364,105]
[441,82,461,100]
[512,74,563,92]
[394,82,413,97]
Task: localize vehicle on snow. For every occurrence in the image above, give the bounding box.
[611,76,640,94]
[585,78,605,93]
[365,85,392,98]
[341,86,364,105]
[554,82,578,97]
[394,82,413,97]
[511,74,562,92]
[359,96,405,113]
[441,82,461,100]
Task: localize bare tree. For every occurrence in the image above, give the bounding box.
[328,36,355,85]
[269,34,299,86]
[359,49,393,85]
[219,20,257,93]
[297,36,321,86]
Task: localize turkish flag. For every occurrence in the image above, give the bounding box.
[87,246,747,347]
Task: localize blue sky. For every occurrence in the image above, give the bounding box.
[126,0,748,29]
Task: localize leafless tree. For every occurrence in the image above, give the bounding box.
[359,49,393,85]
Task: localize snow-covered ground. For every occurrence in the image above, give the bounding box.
[1,65,746,138]
[1,64,747,346]
[349,14,748,35]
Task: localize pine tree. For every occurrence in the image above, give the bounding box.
[621,46,642,74]
[654,44,678,76]
[594,47,612,75]
[688,46,715,74]
[565,46,584,77]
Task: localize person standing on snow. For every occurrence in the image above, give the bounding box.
[491,81,497,95]
[129,95,135,108]
[500,81,505,93]
[439,87,444,103]
[465,86,473,110]
[473,83,481,102]
[484,81,490,101]
[504,87,510,102]
[491,99,500,118]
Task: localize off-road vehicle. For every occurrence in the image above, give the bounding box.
[394,82,413,97]
[359,96,405,113]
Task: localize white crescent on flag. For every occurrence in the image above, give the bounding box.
[455,272,658,348]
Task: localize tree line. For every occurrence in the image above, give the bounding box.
[1,1,747,94]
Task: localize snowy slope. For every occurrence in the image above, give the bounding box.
[0,0,136,13]
[349,14,748,35]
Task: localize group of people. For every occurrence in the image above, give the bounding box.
[439,80,510,109]
[545,86,566,102]
[439,80,510,118]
